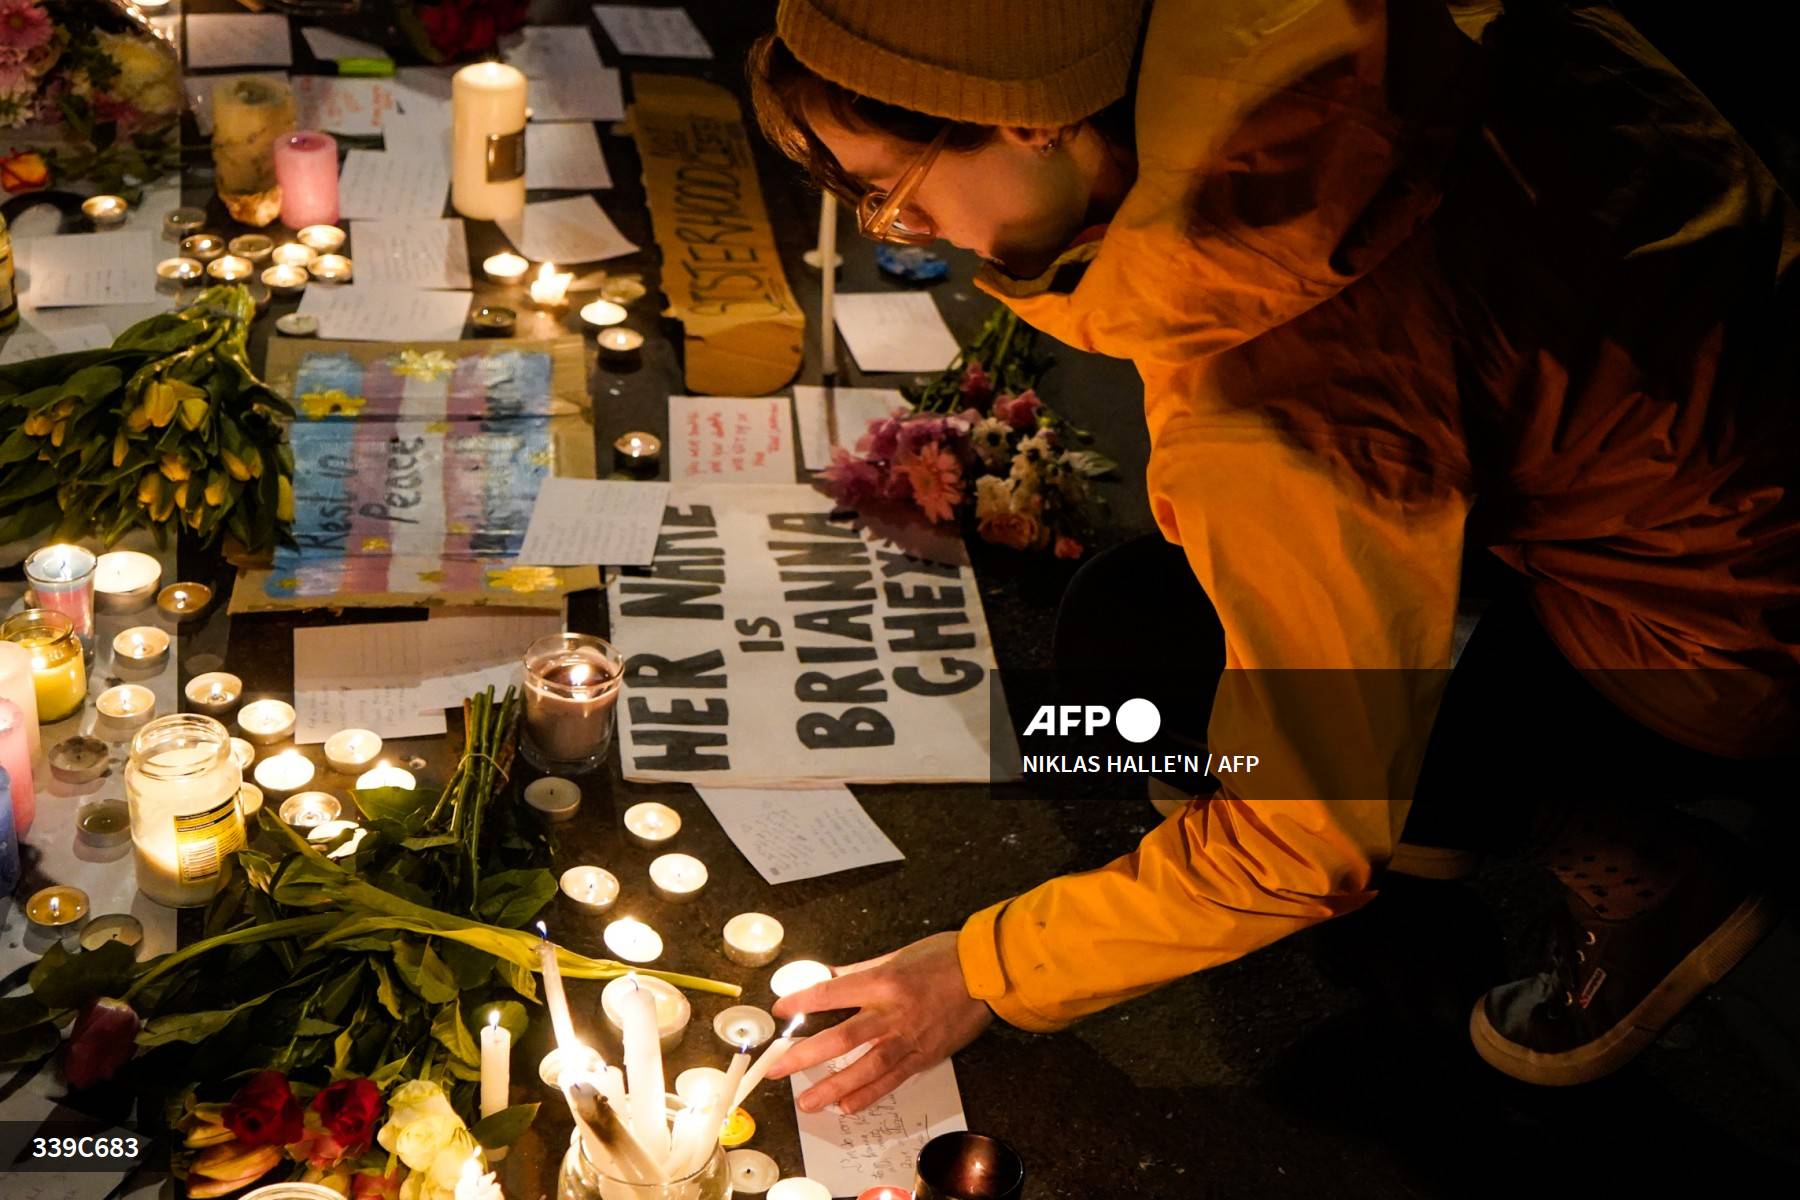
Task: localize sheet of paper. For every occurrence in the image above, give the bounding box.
[412,612,561,707]
[668,395,795,483]
[792,385,908,471]
[792,1054,967,1197]
[697,786,904,883]
[352,218,472,289]
[337,147,450,219]
[295,683,448,743]
[294,76,401,136]
[526,123,613,189]
[497,195,636,264]
[593,5,713,59]
[302,27,391,62]
[297,286,471,342]
[833,292,962,374]
[503,25,605,78]
[183,71,287,136]
[16,232,160,307]
[518,478,671,566]
[186,13,292,68]
[527,71,626,122]
[0,320,112,364]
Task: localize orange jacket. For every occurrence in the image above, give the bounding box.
[958,0,1800,1030]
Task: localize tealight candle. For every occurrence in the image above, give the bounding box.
[25,885,89,942]
[323,728,381,774]
[156,257,204,292]
[157,581,212,619]
[253,748,315,798]
[228,234,275,264]
[207,254,254,282]
[95,684,157,740]
[261,264,308,296]
[558,865,618,914]
[94,551,162,613]
[769,959,833,999]
[112,626,170,673]
[279,790,341,828]
[272,242,317,269]
[722,913,785,967]
[229,737,256,771]
[49,736,109,784]
[356,762,416,791]
[238,783,263,818]
[306,818,367,859]
[297,224,346,253]
[184,672,242,716]
[728,1150,781,1196]
[612,431,661,473]
[472,305,516,336]
[483,252,529,283]
[602,917,663,964]
[82,195,128,228]
[713,1005,777,1051]
[578,299,627,328]
[528,262,572,308]
[237,699,297,745]
[77,801,131,851]
[622,801,680,848]
[276,313,320,337]
[648,852,708,903]
[181,233,226,262]
[536,1043,603,1089]
[162,207,207,242]
[79,913,145,955]
[601,974,691,1052]
[524,775,581,820]
[309,254,353,283]
[721,1109,757,1148]
[768,1180,831,1200]
[597,327,645,356]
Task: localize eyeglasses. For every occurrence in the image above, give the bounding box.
[854,126,951,246]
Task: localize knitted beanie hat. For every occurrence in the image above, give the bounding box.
[775,0,1148,127]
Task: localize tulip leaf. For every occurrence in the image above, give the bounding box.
[474,869,557,929]
[393,939,458,1005]
[471,1103,539,1150]
[430,999,479,1066]
[28,942,137,1012]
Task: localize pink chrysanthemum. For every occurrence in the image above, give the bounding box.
[894,441,965,524]
[0,1,52,57]
[819,447,884,508]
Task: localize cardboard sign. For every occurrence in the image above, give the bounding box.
[631,74,804,396]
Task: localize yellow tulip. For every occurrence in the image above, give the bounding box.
[136,471,163,507]
[277,474,294,522]
[50,420,67,447]
[22,412,52,437]
[178,394,210,431]
[112,432,129,468]
[222,449,250,481]
[204,471,227,506]
[175,480,190,510]
[125,406,151,434]
[143,381,178,428]
[159,454,190,481]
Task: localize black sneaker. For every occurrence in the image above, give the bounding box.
[1470,827,1778,1086]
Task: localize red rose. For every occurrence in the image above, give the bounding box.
[62,998,140,1090]
[223,1071,303,1148]
[353,1167,403,1200]
[1054,535,1085,559]
[311,1078,382,1153]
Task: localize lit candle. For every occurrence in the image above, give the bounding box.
[272,242,317,269]
[535,921,578,1050]
[769,959,833,999]
[732,1015,806,1111]
[354,762,416,791]
[156,257,204,292]
[23,544,96,650]
[616,977,672,1162]
[162,207,206,242]
[0,644,37,760]
[528,262,573,308]
[536,1042,603,1089]
[597,327,645,356]
[612,431,662,473]
[713,1005,778,1051]
[309,254,353,283]
[275,132,341,228]
[818,192,839,376]
[297,224,346,254]
[228,234,275,264]
[601,973,691,1052]
[482,252,529,283]
[181,233,226,263]
[184,672,242,717]
[648,852,708,903]
[602,917,662,964]
[261,264,308,296]
[112,626,170,674]
[237,699,296,745]
[578,299,627,328]
[0,698,36,835]
[95,684,157,741]
[768,1180,831,1200]
[722,913,785,967]
[94,551,162,613]
[675,1066,729,1108]
[253,749,315,799]
[229,737,256,771]
[720,1108,756,1149]
[212,76,295,226]
[728,1150,781,1196]
[521,634,621,773]
[306,818,367,859]
[451,61,527,221]
[558,865,618,914]
[1,610,86,723]
[323,728,381,774]
[672,1045,751,1178]
[238,783,263,819]
[82,195,129,229]
[622,801,680,848]
[25,885,89,943]
[856,1188,913,1200]
[126,714,245,907]
[278,791,341,828]
[480,1009,511,1121]
[156,581,212,619]
[207,254,255,283]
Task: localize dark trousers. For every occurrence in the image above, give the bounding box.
[1052,534,1788,854]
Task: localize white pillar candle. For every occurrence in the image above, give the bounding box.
[616,978,671,1163]
[451,61,527,221]
[647,853,708,903]
[622,802,680,848]
[559,865,619,914]
[237,699,296,745]
[769,960,833,999]
[480,1009,511,1120]
[355,762,416,791]
[818,192,838,376]
[536,922,579,1050]
[603,918,663,964]
[93,551,162,613]
[253,749,315,799]
[731,1016,806,1112]
[722,914,784,967]
[323,728,382,774]
[601,974,691,1052]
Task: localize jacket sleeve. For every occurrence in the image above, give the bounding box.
[959,412,1469,1031]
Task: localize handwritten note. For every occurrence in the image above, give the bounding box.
[296,286,471,342]
[792,1053,967,1196]
[301,28,390,62]
[668,395,795,484]
[833,292,961,373]
[526,123,613,190]
[16,233,160,307]
[697,786,904,883]
[294,76,401,136]
[518,478,671,566]
[500,25,624,120]
[792,386,908,471]
[497,196,636,264]
[338,148,450,219]
[183,72,286,136]
[527,71,626,122]
[593,5,713,59]
[503,24,604,77]
[351,219,472,289]
[186,14,293,68]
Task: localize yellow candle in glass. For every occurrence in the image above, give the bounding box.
[1,610,86,723]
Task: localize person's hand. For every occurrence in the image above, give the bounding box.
[768,931,993,1114]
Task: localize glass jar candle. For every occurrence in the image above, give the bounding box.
[522,634,623,773]
[126,714,245,908]
[1,609,87,723]
[558,1101,730,1200]
[25,544,97,656]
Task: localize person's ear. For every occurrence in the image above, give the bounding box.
[1001,123,1084,156]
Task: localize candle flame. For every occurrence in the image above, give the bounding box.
[48,897,59,919]
[488,1009,500,1029]
[535,920,549,939]
[782,1014,806,1038]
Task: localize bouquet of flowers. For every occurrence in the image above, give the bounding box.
[0,0,180,199]
[389,0,529,63]
[819,306,1116,558]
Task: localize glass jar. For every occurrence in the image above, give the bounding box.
[522,633,623,773]
[126,715,245,908]
[558,1096,729,1200]
[1,609,87,723]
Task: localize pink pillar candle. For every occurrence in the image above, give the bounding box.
[0,698,34,836]
[274,131,340,229]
